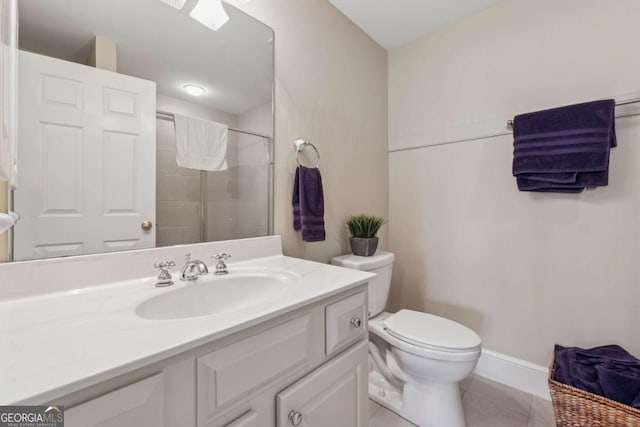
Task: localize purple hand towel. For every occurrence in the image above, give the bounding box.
[292,166,325,242]
[513,99,616,192]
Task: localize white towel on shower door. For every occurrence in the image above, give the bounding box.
[174,114,228,171]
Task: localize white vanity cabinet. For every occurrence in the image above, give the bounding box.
[196,314,313,427]
[54,287,369,427]
[65,374,165,427]
[224,411,259,427]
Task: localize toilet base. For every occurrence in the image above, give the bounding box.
[369,368,403,413]
[403,381,465,427]
[369,356,466,427]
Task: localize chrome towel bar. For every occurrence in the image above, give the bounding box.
[156,110,271,139]
[506,97,640,129]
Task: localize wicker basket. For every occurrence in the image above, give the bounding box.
[549,356,640,427]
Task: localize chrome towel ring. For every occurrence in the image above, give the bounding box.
[293,138,320,168]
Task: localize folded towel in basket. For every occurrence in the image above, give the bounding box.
[513,100,616,192]
[554,344,640,408]
[596,363,640,408]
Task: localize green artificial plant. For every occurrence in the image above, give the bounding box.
[345,214,385,239]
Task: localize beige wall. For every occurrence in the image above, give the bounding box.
[388,0,640,366]
[238,102,272,137]
[227,0,389,263]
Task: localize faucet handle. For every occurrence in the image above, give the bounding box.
[212,253,231,276]
[154,261,175,287]
[212,253,231,261]
[154,261,176,270]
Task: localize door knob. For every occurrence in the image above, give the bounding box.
[142,220,153,231]
[288,410,303,426]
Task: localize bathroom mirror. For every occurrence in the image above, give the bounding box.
[9,0,274,262]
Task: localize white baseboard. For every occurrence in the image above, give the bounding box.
[473,349,550,401]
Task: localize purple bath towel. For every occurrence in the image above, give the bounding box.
[292,166,325,242]
[512,99,616,192]
[554,344,640,408]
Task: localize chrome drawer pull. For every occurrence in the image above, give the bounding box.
[288,410,303,426]
[350,317,362,328]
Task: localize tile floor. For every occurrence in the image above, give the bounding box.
[368,374,556,427]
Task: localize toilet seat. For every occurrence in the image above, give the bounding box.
[369,311,481,362]
[384,309,481,353]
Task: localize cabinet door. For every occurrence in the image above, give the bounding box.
[198,314,311,426]
[65,373,164,427]
[276,341,367,427]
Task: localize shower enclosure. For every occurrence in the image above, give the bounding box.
[155,111,272,247]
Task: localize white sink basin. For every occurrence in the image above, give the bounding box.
[136,268,299,320]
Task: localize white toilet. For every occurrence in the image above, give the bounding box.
[331,251,481,427]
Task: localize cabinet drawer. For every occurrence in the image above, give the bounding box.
[66,373,164,427]
[325,291,366,356]
[197,314,311,426]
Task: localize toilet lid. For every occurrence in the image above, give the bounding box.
[384,309,481,352]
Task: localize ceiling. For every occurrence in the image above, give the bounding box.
[18,0,273,115]
[328,0,503,49]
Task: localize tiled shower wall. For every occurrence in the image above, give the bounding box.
[156,95,238,247]
[204,137,241,242]
[156,118,202,247]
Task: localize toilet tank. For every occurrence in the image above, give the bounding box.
[330,251,394,318]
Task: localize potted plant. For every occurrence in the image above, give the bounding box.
[346,214,385,257]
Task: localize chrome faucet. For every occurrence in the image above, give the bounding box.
[180,253,209,281]
[212,253,231,275]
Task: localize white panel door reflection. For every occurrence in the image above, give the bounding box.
[14,51,156,260]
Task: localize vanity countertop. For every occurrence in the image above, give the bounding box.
[0,254,374,404]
